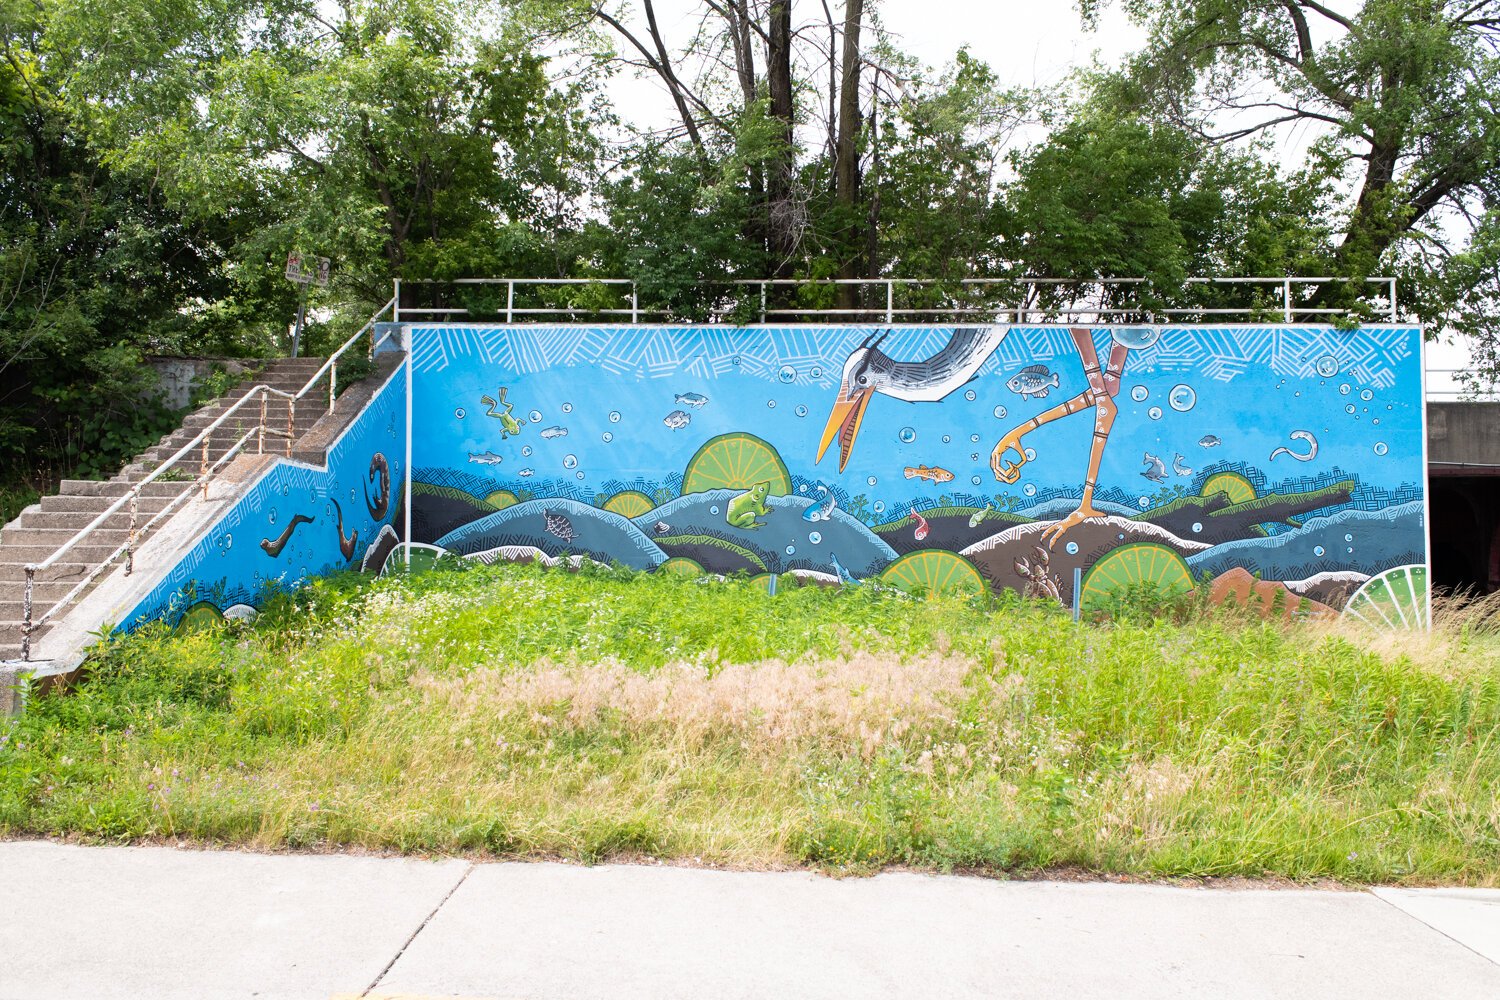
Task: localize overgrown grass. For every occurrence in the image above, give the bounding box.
[3,562,1498,884]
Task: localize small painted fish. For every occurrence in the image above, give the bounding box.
[801,484,838,522]
[968,503,994,528]
[539,426,569,440]
[653,521,671,535]
[542,508,578,544]
[663,410,691,430]
[1141,451,1168,483]
[904,465,955,484]
[1007,364,1060,399]
[911,507,930,541]
[829,551,860,586]
[518,468,535,477]
[1172,453,1193,477]
[1198,435,1222,448]
[674,392,709,408]
[467,451,504,465]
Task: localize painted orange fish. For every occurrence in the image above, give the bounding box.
[903,465,954,484]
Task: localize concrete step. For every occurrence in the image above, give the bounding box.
[16,507,178,532]
[40,493,191,514]
[0,543,124,566]
[0,527,129,549]
[57,480,197,500]
[0,579,94,604]
[0,561,95,584]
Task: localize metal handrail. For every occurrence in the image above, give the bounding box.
[17,296,397,660]
[393,275,1399,325]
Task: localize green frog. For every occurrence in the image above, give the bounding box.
[480,386,525,438]
[726,481,772,530]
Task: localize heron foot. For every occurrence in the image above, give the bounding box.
[990,427,1032,484]
[1040,504,1110,548]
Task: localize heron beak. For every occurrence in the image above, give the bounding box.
[816,382,874,471]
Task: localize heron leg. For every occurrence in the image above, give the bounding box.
[1040,330,1126,547]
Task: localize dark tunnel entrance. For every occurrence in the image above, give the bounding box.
[1427,474,1500,594]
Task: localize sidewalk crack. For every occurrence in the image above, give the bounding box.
[362,861,475,997]
[1368,888,1500,969]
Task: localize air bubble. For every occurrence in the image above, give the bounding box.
[454,407,466,419]
[811,366,823,379]
[608,411,621,423]
[1360,389,1373,401]
[521,445,533,457]
[767,400,776,409]
[873,501,886,514]
[777,365,796,383]
[1023,483,1037,497]
[1344,534,1353,542]
[1314,545,1326,557]
[563,455,578,470]
[1192,522,1203,534]
[971,476,982,485]
[269,509,278,525]
[867,476,878,486]
[1148,406,1163,420]
[785,545,796,556]
[1345,404,1356,414]
[1024,447,1036,461]
[809,531,822,545]
[942,435,952,444]
[602,432,613,443]
[1347,547,1353,554]
[1168,384,1196,412]
[1374,442,1389,456]
[1130,385,1149,402]
[710,505,720,515]
[964,389,977,401]
[576,472,584,480]
[1065,542,1079,555]
[993,405,1008,419]
[970,453,979,462]
[1138,497,1150,509]
[1316,355,1339,377]
[529,410,543,423]
[224,533,233,550]
[562,402,573,414]
[795,405,808,418]
[898,427,917,444]
[731,355,741,365]
[970,434,980,443]
[1339,384,1351,396]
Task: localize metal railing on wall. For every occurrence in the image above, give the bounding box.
[392,275,1401,325]
[18,299,401,661]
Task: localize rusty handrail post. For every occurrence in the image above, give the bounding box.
[286,399,294,457]
[330,361,337,411]
[200,437,210,499]
[21,566,34,661]
[126,493,138,576]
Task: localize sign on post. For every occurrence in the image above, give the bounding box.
[285,253,331,286]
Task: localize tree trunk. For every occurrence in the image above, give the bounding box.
[835,0,864,311]
[766,0,797,278]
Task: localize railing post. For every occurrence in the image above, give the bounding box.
[885,281,894,324]
[126,493,138,576]
[330,361,337,411]
[392,278,401,325]
[286,400,294,457]
[258,393,266,455]
[200,437,210,499]
[1389,278,1398,322]
[759,282,767,324]
[507,280,514,323]
[1283,279,1293,323]
[21,567,34,661]
[631,282,639,324]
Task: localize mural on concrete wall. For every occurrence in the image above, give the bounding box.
[403,323,1428,622]
[120,366,408,631]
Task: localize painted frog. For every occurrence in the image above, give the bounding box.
[480,386,525,438]
[726,481,771,529]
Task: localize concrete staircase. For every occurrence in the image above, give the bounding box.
[0,358,332,661]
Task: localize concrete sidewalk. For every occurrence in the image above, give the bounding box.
[1,841,1497,1000]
